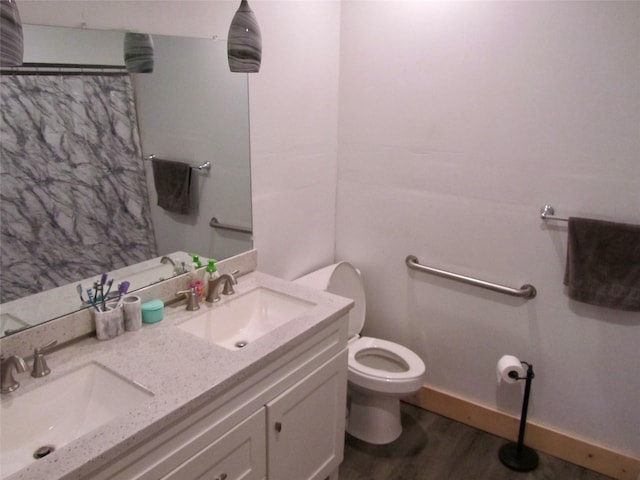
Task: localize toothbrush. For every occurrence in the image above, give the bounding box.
[86,288,101,312]
[99,273,108,310]
[93,281,100,306]
[99,273,107,297]
[114,281,130,308]
[103,278,114,300]
[77,283,87,303]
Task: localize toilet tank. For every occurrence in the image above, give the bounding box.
[295,262,366,338]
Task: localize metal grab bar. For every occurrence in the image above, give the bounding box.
[209,217,252,235]
[406,255,537,299]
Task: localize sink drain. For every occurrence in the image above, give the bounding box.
[234,341,248,348]
[33,445,55,459]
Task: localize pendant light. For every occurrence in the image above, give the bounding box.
[0,0,23,67]
[227,0,261,73]
[124,32,154,73]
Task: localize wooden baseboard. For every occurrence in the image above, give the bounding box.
[405,385,640,480]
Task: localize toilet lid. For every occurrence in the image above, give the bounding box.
[327,262,366,338]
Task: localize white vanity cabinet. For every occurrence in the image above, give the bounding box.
[84,315,348,480]
[266,352,347,480]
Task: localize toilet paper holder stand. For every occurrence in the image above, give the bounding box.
[498,361,539,472]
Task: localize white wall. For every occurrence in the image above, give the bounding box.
[336,1,640,456]
[248,1,341,279]
[18,0,239,38]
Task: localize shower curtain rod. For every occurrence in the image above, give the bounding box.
[1,62,128,76]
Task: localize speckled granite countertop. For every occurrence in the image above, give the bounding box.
[3,271,352,480]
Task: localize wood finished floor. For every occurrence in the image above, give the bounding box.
[339,402,614,480]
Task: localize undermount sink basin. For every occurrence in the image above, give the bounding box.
[176,287,315,350]
[1,362,153,478]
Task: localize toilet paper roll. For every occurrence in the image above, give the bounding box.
[496,355,525,384]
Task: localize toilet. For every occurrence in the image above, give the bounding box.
[296,262,425,445]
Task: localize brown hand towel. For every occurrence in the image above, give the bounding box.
[564,217,640,311]
[151,158,192,214]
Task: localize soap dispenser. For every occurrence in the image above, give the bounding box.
[182,253,201,281]
[205,259,219,302]
[189,253,203,269]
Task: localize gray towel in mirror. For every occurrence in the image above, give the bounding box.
[564,217,640,311]
[151,158,192,214]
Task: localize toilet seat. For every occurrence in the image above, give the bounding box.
[348,336,425,381]
[347,336,425,395]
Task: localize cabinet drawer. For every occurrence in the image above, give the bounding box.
[162,408,266,480]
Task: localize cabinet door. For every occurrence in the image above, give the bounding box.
[162,408,266,480]
[266,350,348,480]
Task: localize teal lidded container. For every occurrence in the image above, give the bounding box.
[141,299,164,324]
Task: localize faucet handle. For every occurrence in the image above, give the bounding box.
[176,287,201,311]
[221,282,235,295]
[221,270,239,295]
[32,340,57,378]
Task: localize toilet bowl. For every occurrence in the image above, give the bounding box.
[296,262,426,445]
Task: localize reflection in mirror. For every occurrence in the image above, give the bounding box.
[0,25,252,336]
[0,251,196,336]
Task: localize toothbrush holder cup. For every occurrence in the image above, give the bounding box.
[93,302,124,340]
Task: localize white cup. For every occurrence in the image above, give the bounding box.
[123,295,142,331]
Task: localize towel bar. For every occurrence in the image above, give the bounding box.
[144,154,211,172]
[406,255,536,299]
[209,217,252,235]
[540,205,568,222]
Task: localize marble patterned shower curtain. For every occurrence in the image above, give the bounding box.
[0,74,158,302]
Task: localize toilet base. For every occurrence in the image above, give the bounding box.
[347,388,402,445]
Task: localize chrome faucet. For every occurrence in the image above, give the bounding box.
[176,286,200,311]
[160,255,176,267]
[206,272,238,303]
[1,354,28,394]
[162,255,188,275]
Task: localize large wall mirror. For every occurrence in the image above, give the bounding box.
[0,24,253,337]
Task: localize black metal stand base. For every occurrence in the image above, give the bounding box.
[499,442,539,472]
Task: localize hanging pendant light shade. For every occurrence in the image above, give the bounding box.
[227,0,261,73]
[124,32,154,73]
[0,0,23,67]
